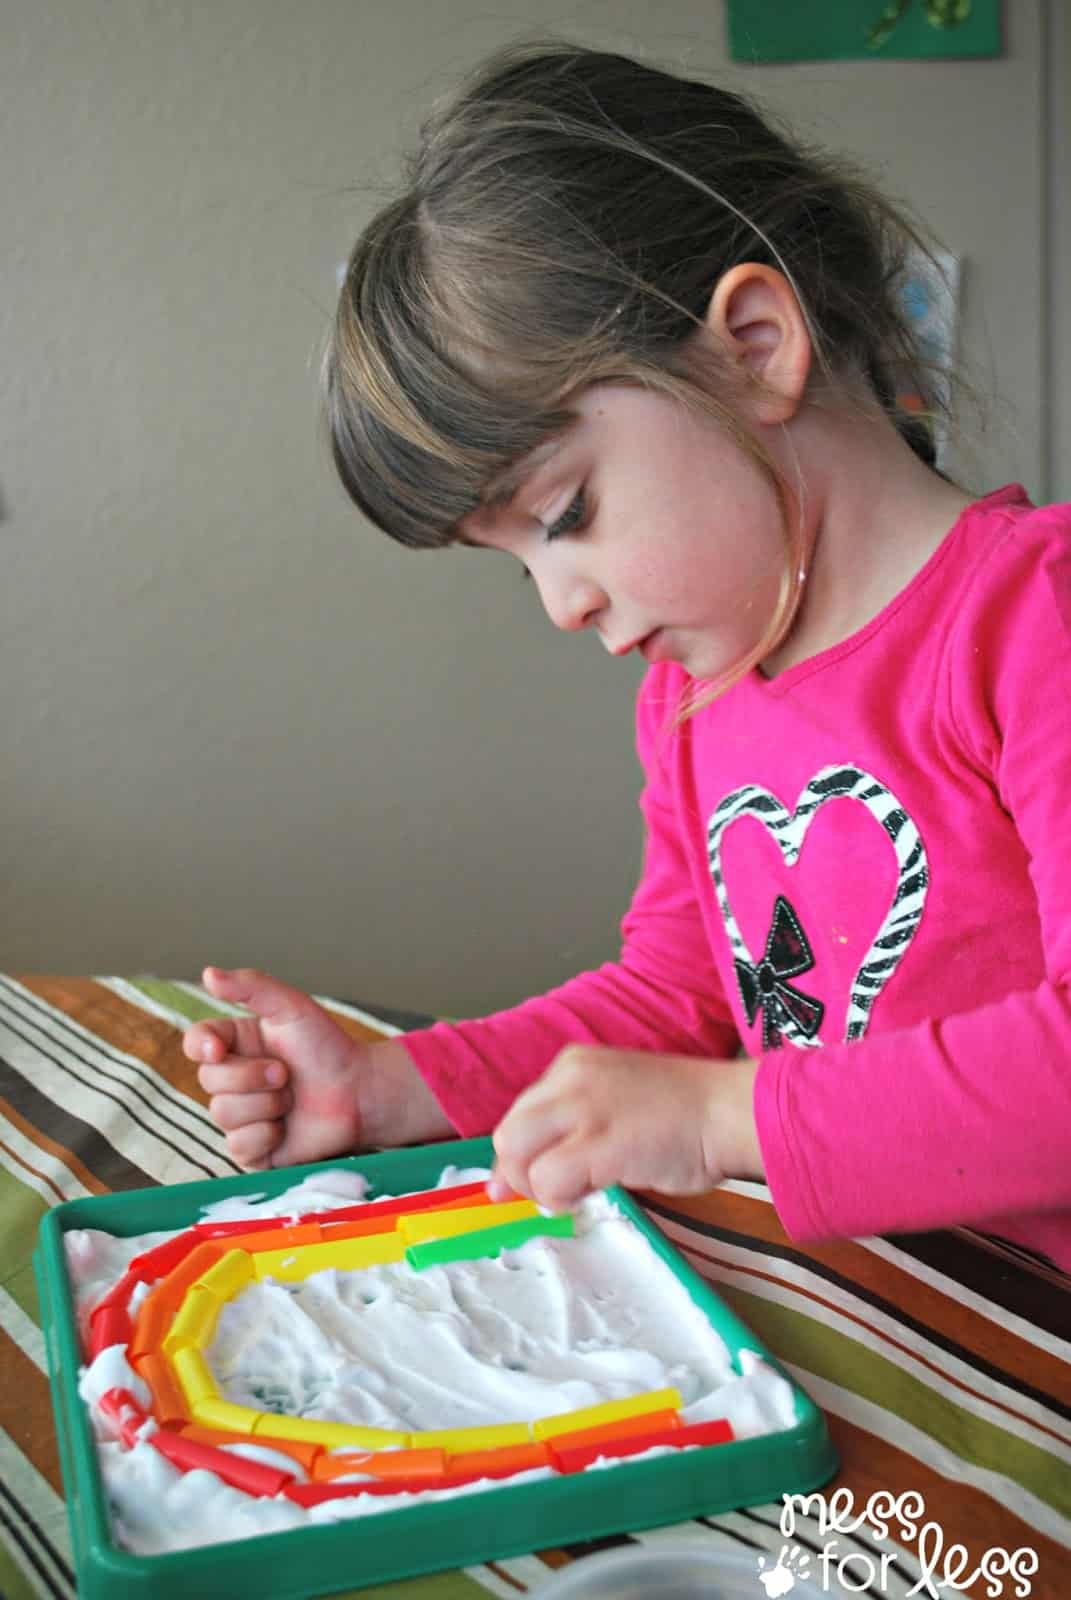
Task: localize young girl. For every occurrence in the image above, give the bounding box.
[183,42,1071,1271]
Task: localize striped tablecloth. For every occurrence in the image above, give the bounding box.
[2,974,1068,1600]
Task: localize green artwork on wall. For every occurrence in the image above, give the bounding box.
[727,1,1003,63]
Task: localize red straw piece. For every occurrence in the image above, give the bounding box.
[127,1231,201,1280]
[676,1418,734,1447]
[194,1216,293,1239]
[89,1303,133,1360]
[284,1477,445,1507]
[99,1388,150,1449]
[297,1180,493,1227]
[550,1416,734,1474]
[150,1430,293,1496]
[91,1268,142,1317]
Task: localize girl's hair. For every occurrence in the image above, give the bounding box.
[324,40,948,697]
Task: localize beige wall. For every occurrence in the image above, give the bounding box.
[1,1,1056,1017]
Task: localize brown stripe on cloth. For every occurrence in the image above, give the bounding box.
[0,1047,155,1194]
[670,1225,1071,1464]
[18,977,209,1105]
[639,1187,1071,1419]
[0,1096,108,1198]
[821,1411,1071,1600]
[0,1328,64,1496]
[5,979,236,1183]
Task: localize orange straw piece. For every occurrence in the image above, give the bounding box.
[129,1241,227,1360]
[317,1214,404,1241]
[131,1351,189,1427]
[540,1408,682,1454]
[179,1424,323,1473]
[312,1446,447,1483]
[240,1224,323,1253]
[446,1442,551,1479]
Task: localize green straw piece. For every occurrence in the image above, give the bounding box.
[406,1214,575,1271]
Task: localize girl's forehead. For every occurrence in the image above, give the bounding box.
[485,431,576,508]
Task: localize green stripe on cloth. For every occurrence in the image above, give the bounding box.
[723,1285,1071,1521]
[0,1165,46,1322]
[121,978,231,1023]
[0,1530,49,1600]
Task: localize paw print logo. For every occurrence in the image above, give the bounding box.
[757,1544,809,1596]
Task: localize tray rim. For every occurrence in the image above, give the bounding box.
[34,1135,838,1600]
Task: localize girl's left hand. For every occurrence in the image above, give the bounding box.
[489,1045,763,1212]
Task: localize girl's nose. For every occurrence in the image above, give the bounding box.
[532,565,606,633]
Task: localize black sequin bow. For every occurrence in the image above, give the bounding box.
[735,894,824,1050]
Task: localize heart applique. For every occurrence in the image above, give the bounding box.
[707,765,929,1046]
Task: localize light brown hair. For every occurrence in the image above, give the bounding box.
[324,40,950,699]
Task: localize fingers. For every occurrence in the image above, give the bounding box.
[182,1018,239,1065]
[225,1118,286,1171]
[492,1080,583,1210]
[198,1059,288,1096]
[201,966,313,1027]
[209,1088,292,1132]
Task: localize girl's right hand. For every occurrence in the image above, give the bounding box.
[182,967,368,1170]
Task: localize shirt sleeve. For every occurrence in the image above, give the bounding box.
[755,501,1071,1242]
[403,666,740,1135]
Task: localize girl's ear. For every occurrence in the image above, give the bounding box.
[704,263,812,424]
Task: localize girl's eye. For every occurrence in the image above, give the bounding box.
[545,490,586,542]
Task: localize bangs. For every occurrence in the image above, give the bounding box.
[323,197,575,550]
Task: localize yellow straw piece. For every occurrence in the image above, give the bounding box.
[191,1397,261,1435]
[249,1413,410,1449]
[169,1345,220,1409]
[532,1388,684,1441]
[415,1421,533,1450]
[162,1287,223,1355]
[399,1200,538,1246]
[252,1232,405,1282]
[193,1248,254,1301]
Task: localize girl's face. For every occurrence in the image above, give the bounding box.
[459,383,790,681]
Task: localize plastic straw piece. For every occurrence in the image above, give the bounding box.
[127,1230,202,1281]
[549,1415,734,1474]
[194,1216,296,1238]
[284,1478,436,1506]
[295,1180,493,1226]
[312,1447,447,1483]
[129,1242,227,1358]
[162,1286,222,1355]
[316,1213,403,1240]
[446,1442,551,1479]
[238,1223,322,1254]
[91,1267,141,1316]
[252,1231,405,1282]
[88,1302,132,1359]
[416,1422,532,1450]
[180,1425,322,1472]
[406,1213,574,1271]
[99,1388,150,1449]
[169,1345,219,1409]
[190,1397,261,1434]
[249,1413,408,1449]
[193,1248,254,1300]
[150,1429,293,1496]
[531,1409,680,1454]
[399,1200,538,1246]
[533,1388,683,1441]
[131,1352,188,1426]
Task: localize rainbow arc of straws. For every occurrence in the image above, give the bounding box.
[89,1179,733,1506]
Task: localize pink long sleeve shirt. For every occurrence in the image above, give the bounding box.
[404,487,1071,1271]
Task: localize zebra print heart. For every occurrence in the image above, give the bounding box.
[706,765,929,1046]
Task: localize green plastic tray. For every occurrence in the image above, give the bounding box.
[34,1136,838,1600]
